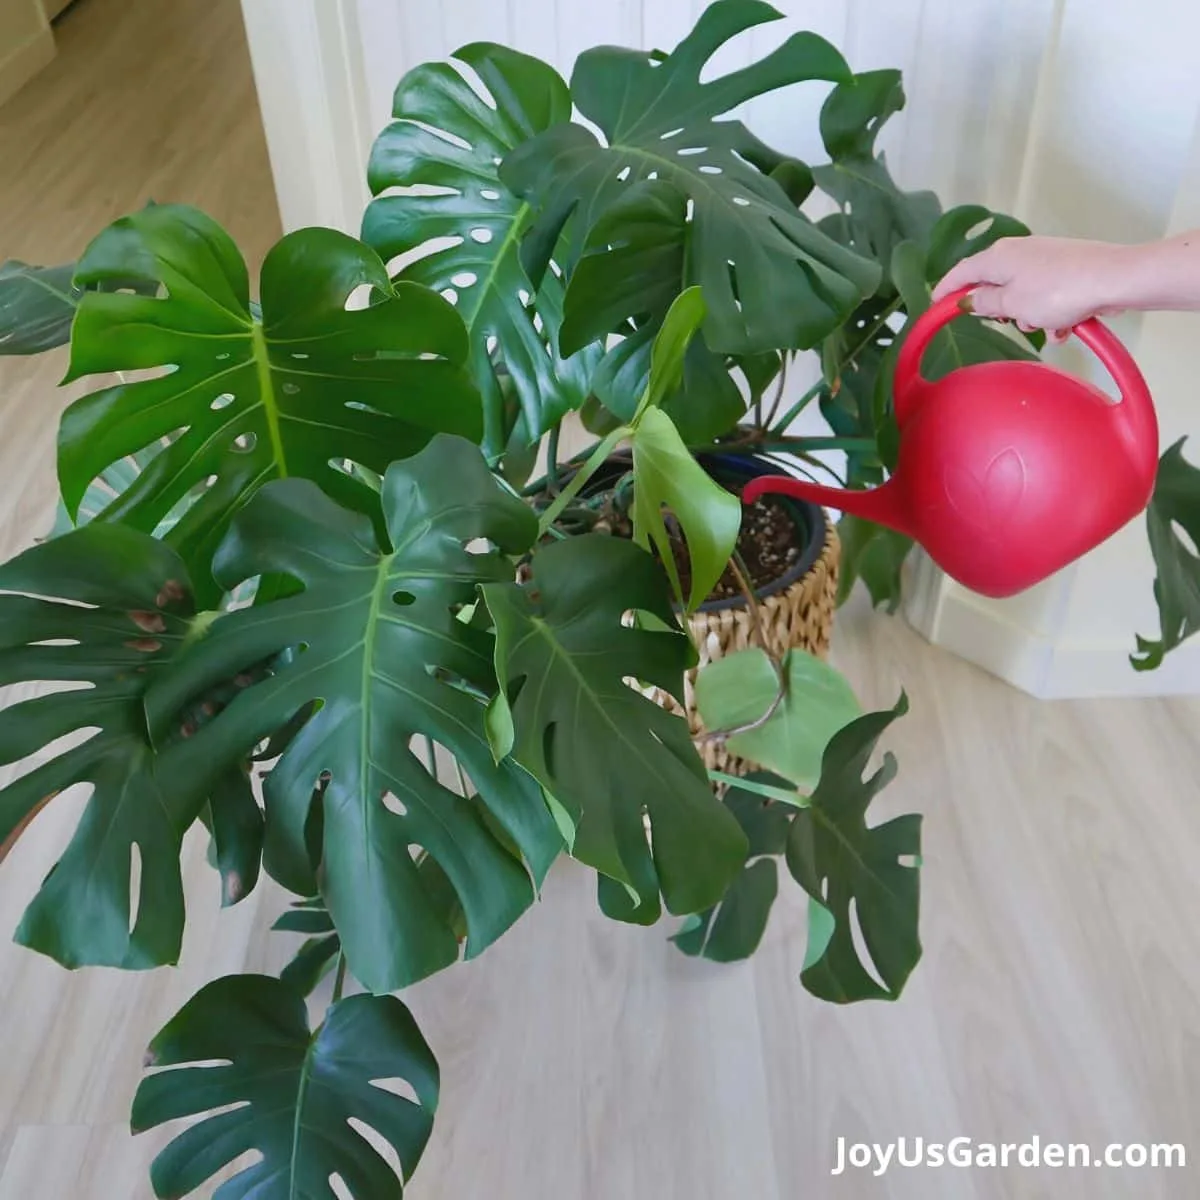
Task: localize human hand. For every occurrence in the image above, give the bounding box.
[931,235,1132,343]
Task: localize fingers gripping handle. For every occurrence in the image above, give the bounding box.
[894,285,1158,475]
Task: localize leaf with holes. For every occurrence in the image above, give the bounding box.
[569,198,746,442]
[482,535,748,924]
[811,70,941,285]
[0,523,234,969]
[671,775,792,962]
[60,203,481,606]
[500,0,880,356]
[363,41,599,456]
[1133,438,1200,669]
[142,435,562,994]
[132,973,438,1199]
[0,258,159,356]
[785,693,921,1003]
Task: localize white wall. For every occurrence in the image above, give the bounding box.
[239,0,1200,697]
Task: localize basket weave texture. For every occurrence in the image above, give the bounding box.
[644,515,841,777]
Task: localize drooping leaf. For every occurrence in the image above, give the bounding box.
[482,535,748,924]
[206,766,263,908]
[363,42,599,455]
[785,693,920,1003]
[143,435,562,994]
[694,647,862,790]
[60,203,481,605]
[0,524,220,969]
[132,974,438,1199]
[671,776,792,962]
[812,71,941,285]
[501,0,880,356]
[1133,438,1200,669]
[631,406,741,612]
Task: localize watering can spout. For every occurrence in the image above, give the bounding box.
[741,475,911,535]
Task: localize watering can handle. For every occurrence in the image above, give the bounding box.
[892,286,1158,464]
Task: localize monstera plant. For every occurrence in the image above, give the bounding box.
[0,3,1193,1195]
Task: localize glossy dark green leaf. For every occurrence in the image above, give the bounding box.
[0,524,222,969]
[132,974,438,1198]
[501,0,880,356]
[61,203,481,605]
[143,435,561,994]
[812,71,940,283]
[363,42,599,454]
[272,905,335,935]
[671,776,791,962]
[1133,438,1200,669]
[924,204,1032,286]
[483,535,747,923]
[785,693,920,1003]
[207,767,263,908]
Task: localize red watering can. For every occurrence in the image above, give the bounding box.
[742,286,1160,598]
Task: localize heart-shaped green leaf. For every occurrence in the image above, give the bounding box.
[785,693,921,1002]
[0,524,218,969]
[61,203,481,605]
[132,974,438,1199]
[1134,438,1200,669]
[694,647,862,790]
[501,0,879,356]
[483,534,748,923]
[142,435,560,994]
[363,42,599,455]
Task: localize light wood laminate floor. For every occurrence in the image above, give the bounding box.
[1,2,1198,1197]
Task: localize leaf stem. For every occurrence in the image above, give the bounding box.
[760,352,789,431]
[536,426,628,537]
[332,953,347,1003]
[767,378,825,435]
[546,423,561,494]
[422,735,438,779]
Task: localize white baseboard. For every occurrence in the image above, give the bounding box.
[903,553,1200,699]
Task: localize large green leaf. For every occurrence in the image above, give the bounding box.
[671,776,792,962]
[144,435,562,993]
[60,203,481,605]
[0,524,222,969]
[812,70,941,284]
[132,974,438,1199]
[483,535,748,924]
[363,41,598,455]
[834,512,913,613]
[694,647,862,790]
[785,693,921,1003]
[1133,438,1200,669]
[500,0,880,356]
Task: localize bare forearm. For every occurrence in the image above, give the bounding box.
[1113,230,1200,313]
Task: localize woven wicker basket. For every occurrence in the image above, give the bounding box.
[644,508,841,777]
